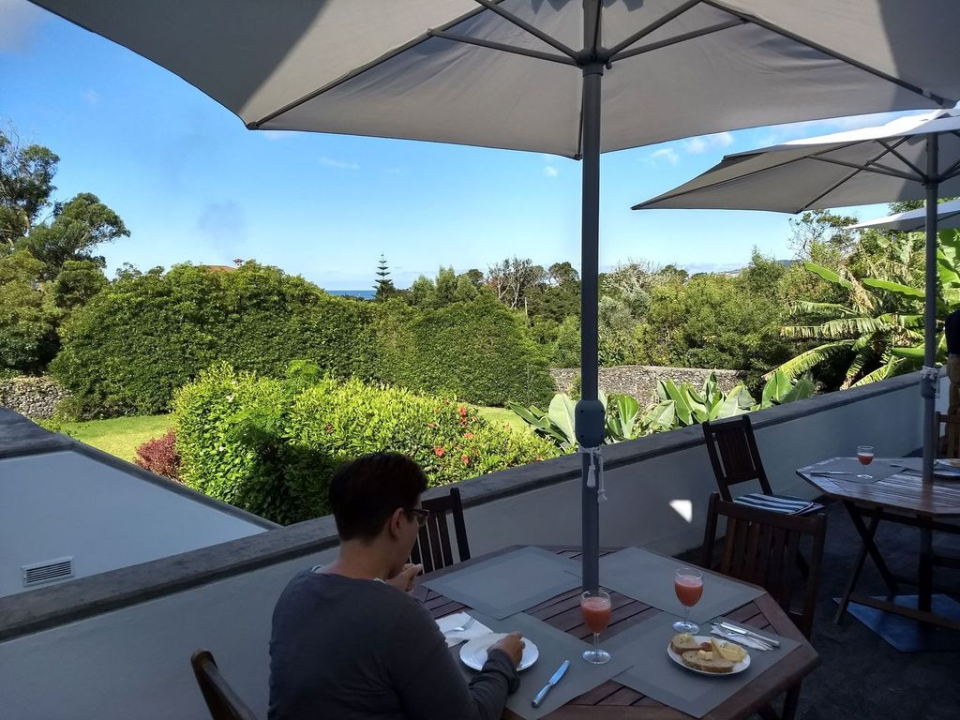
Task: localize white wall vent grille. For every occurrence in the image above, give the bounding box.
[22,557,74,587]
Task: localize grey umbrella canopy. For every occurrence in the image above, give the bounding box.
[30,0,960,591]
[849,199,960,233]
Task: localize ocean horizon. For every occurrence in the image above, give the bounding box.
[327,289,376,299]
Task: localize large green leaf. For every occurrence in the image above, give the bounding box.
[661,379,692,426]
[891,345,925,359]
[547,394,577,447]
[861,278,924,299]
[774,341,854,378]
[804,262,853,289]
[761,370,792,407]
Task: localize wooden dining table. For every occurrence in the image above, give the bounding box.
[417,546,819,720]
[798,458,960,631]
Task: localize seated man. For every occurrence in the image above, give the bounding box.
[269,452,523,720]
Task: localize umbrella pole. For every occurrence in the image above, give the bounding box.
[577,0,605,594]
[922,133,940,487]
[920,132,939,613]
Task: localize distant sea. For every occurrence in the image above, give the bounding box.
[328,289,376,300]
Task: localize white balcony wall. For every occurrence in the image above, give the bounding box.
[0,373,941,720]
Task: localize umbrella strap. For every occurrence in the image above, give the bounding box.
[581,446,607,502]
[922,365,940,394]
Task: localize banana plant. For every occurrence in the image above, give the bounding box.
[509,392,606,452]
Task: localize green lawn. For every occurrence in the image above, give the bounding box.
[50,407,526,464]
[57,414,174,462]
[475,406,526,432]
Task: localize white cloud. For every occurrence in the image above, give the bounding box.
[319,156,360,170]
[260,131,290,141]
[544,165,559,178]
[81,90,101,105]
[0,0,46,54]
[682,131,733,155]
[650,148,679,165]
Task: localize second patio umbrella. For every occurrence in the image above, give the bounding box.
[30,0,960,590]
[849,199,960,233]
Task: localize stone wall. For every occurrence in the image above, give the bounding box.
[551,365,742,402]
[0,377,69,420]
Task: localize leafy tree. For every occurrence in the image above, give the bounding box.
[487,257,544,311]
[789,209,859,258]
[547,261,579,287]
[463,268,484,287]
[51,259,108,313]
[374,253,397,301]
[0,129,59,246]
[0,251,57,373]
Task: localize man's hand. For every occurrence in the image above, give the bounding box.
[490,632,525,667]
[386,563,422,593]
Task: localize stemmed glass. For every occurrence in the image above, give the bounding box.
[856,445,875,480]
[580,589,612,664]
[673,568,704,634]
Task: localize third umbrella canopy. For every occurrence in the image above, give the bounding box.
[29,0,960,590]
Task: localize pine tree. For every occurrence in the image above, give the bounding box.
[374,253,396,301]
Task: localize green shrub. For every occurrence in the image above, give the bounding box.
[375,294,554,407]
[174,363,558,524]
[52,262,377,417]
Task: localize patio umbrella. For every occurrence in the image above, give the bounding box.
[634,109,960,492]
[848,198,960,233]
[30,0,960,591]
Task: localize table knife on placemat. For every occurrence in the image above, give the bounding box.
[719,621,781,648]
[532,660,570,708]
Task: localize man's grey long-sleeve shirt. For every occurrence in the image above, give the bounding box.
[268,570,517,720]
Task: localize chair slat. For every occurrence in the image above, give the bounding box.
[190,650,259,720]
[703,416,774,500]
[410,487,470,573]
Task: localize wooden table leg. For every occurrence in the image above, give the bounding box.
[835,503,897,624]
[919,519,934,613]
[846,502,899,594]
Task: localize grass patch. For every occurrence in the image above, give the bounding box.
[57,414,174,462]
[476,406,526,433]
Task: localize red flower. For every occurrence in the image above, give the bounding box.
[463,432,475,440]
[459,406,468,418]
[434,447,445,457]
[462,454,470,465]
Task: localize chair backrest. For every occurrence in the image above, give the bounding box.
[190,650,259,720]
[702,415,773,500]
[700,493,826,638]
[410,487,471,573]
[936,411,960,459]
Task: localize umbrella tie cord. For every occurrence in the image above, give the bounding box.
[921,365,941,396]
[581,446,607,502]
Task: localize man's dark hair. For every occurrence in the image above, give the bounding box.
[329,452,428,541]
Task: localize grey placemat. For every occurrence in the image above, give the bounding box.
[422,547,581,620]
[799,457,901,484]
[607,615,801,718]
[454,611,634,720]
[569,547,764,623]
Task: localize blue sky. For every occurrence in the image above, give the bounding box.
[1,0,913,290]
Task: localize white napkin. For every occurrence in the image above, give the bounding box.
[436,612,492,648]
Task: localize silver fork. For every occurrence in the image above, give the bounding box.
[449,617,477,633]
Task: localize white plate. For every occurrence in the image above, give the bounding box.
[667,636,751,677]
[460,633,539,672]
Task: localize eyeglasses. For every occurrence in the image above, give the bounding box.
[407,508,430,528]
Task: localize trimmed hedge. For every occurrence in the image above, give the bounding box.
[174,363,558,524]
[375,294,555,407]
[51,263,377,417]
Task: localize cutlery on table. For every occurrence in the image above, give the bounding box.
[717,621,781,648]
[710,625,772,651]
[449,617,476,634]
[809,470,850,476]
[532,660,570,708]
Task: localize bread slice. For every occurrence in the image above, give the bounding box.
[670,633,701,655]
[680,649,735,674]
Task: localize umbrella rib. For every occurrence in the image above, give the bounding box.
[250,1,517,128]
[605,0,703,61]
[807,156,920,183]
[876,139,927,180]
[799,139,914,211]
[610,19,745,64]
[428,30,575,65]
[703,0,952,107]
[470,0,578,59]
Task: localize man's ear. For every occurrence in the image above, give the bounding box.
[387,507,406,539]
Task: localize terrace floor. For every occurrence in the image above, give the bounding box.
[769,500,959,720]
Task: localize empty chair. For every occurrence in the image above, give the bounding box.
[190,650,259,720]
[410,486,470,573]
[700,492,827,639]
[936,411,960,459]
[702,415,822,516]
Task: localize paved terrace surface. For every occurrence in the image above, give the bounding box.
[679,500,960,720]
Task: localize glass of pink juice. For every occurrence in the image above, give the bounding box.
[673,568,704,634]
[581,589,612,664]
[856,445,874,479]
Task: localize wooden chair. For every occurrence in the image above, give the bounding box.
[702,415,774,501]
[410,486,471,573]
[700,492,827,639]
[936,411,960,458]
[190,650,259,720]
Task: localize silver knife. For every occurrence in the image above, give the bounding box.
[719,621,781,648]
[532,660,570,708]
